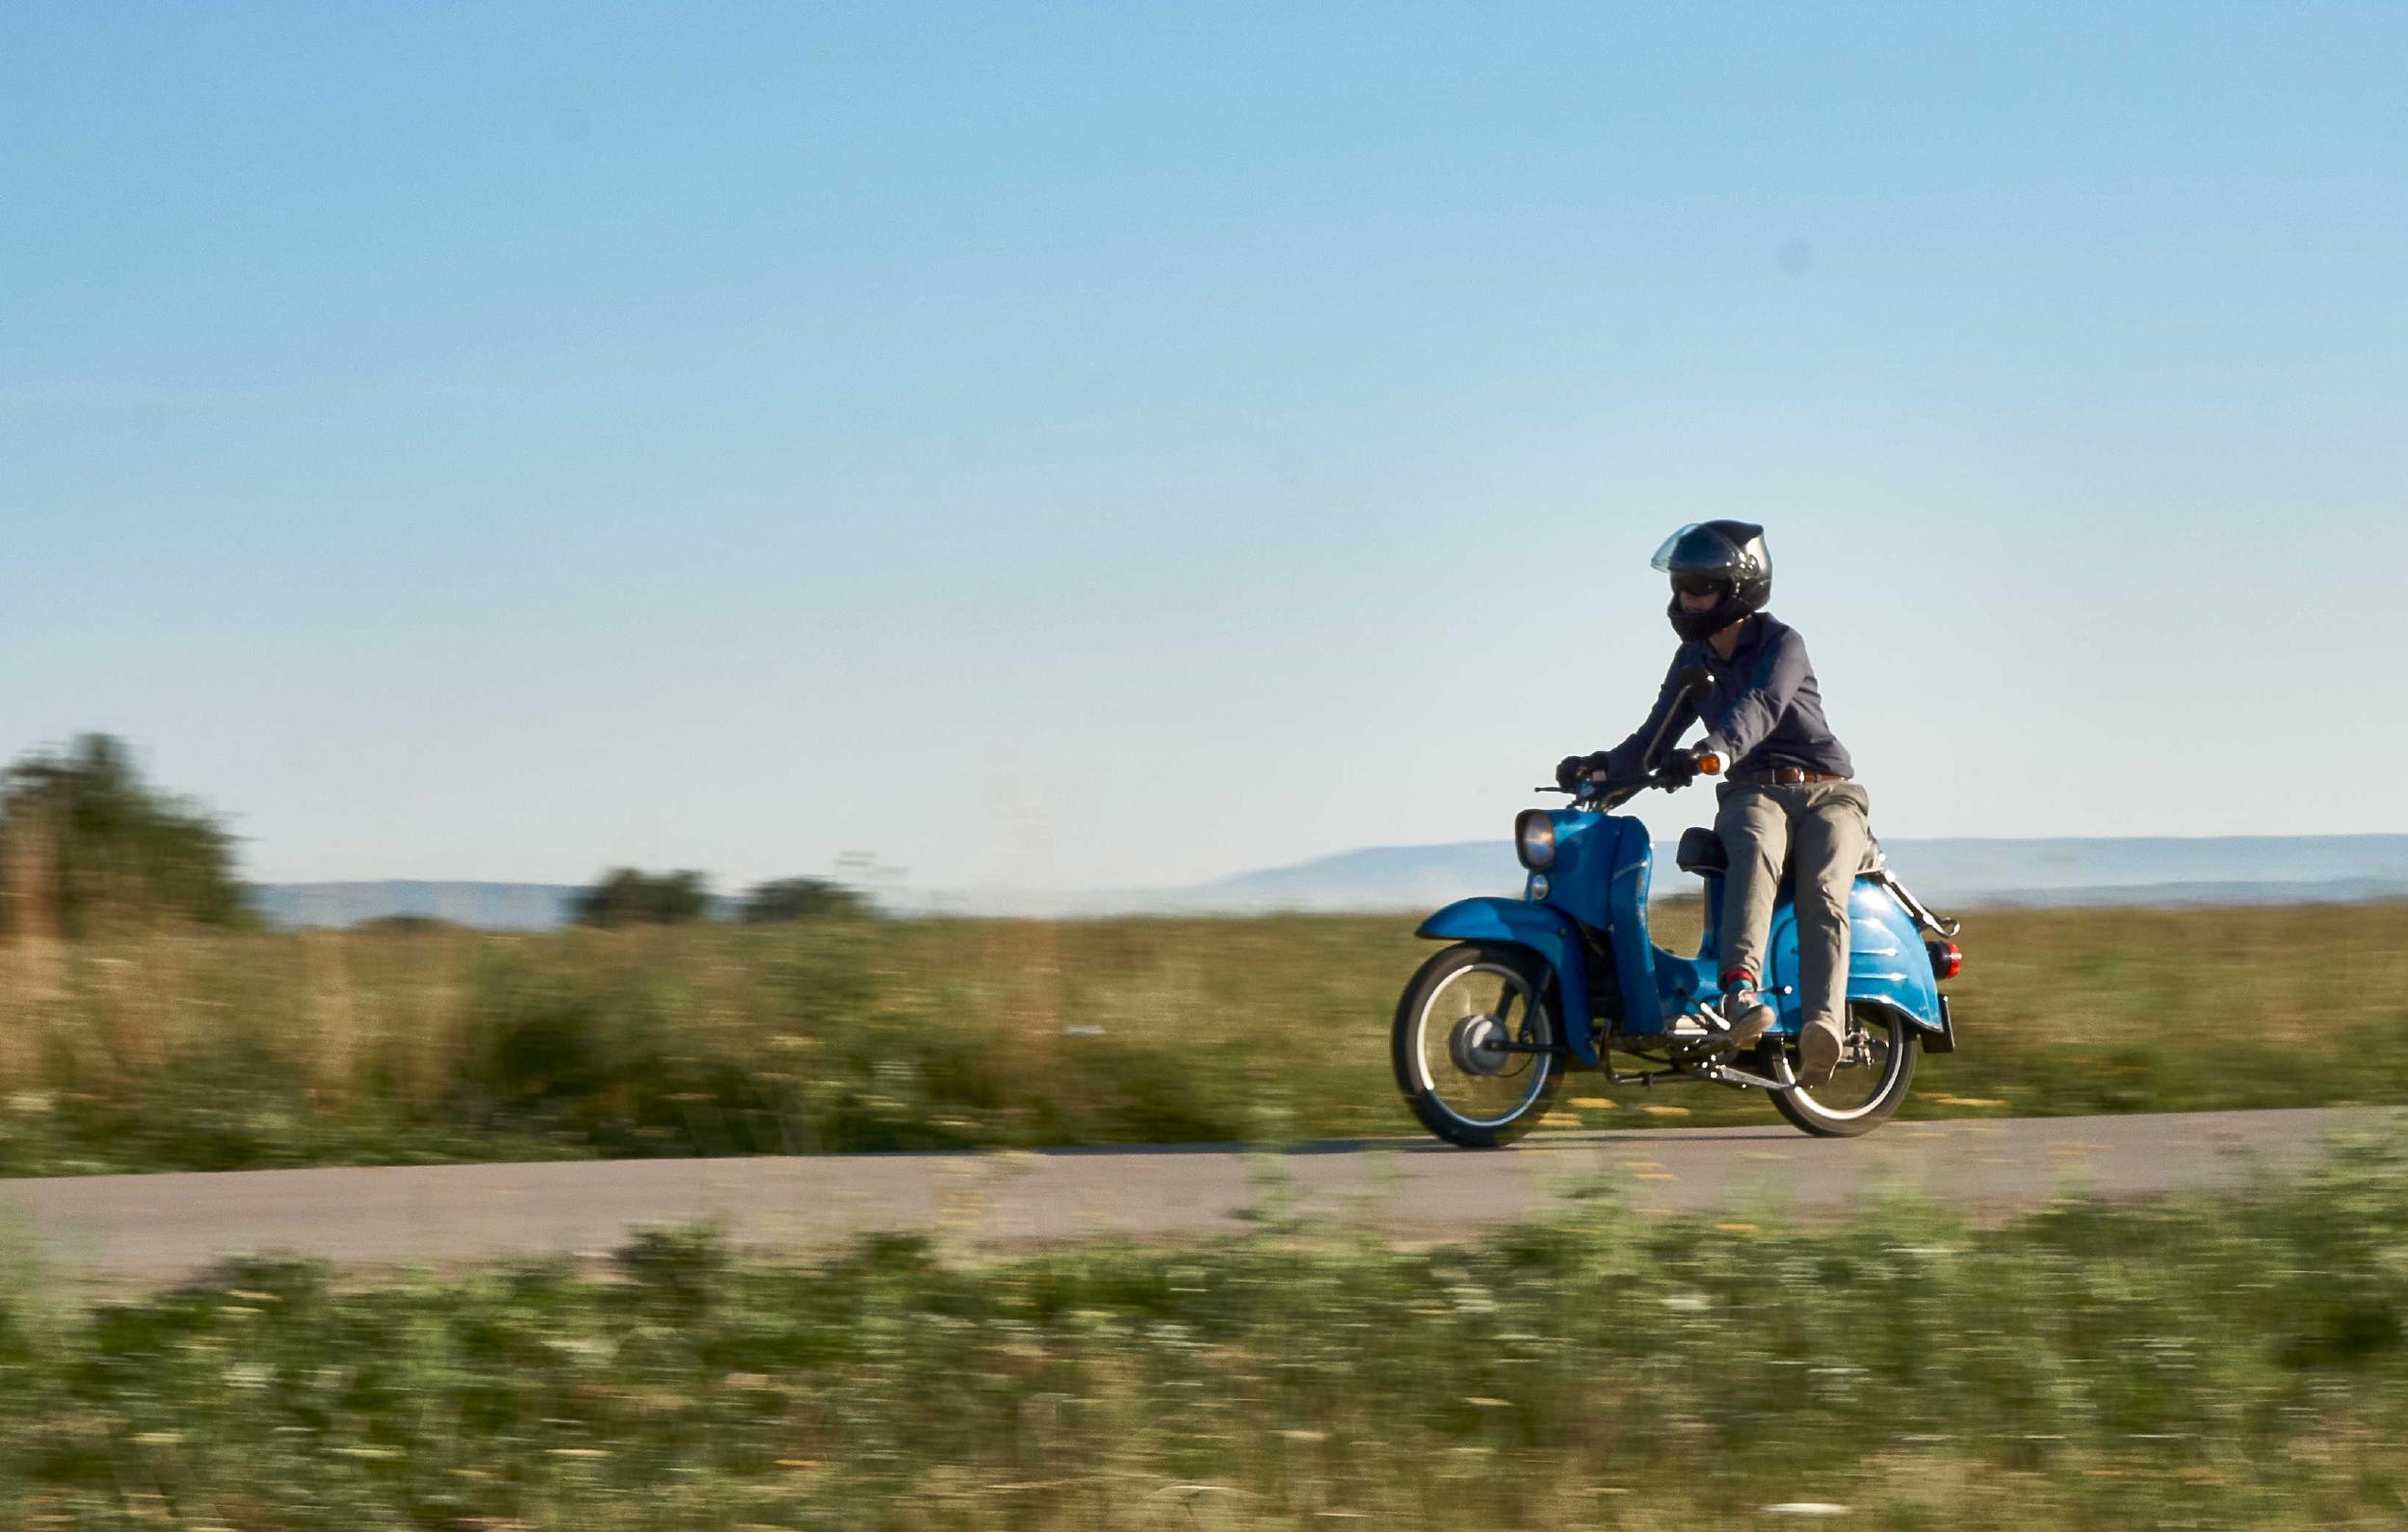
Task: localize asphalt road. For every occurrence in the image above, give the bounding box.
[0,1106,2392,1288]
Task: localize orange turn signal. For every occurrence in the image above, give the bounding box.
[1695,752,1722,776]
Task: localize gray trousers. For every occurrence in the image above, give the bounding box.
[1714,780,1873,1036]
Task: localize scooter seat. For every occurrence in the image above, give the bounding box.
[1674,827,1885,879]
[1675,826,1728,876]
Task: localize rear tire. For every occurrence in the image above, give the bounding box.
[1765,1003,1918,1137]
[1392,943,1563,1149]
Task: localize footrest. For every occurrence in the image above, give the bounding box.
[1692,1058,1792,1092]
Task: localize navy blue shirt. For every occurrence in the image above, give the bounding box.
[1603,612,1854,781]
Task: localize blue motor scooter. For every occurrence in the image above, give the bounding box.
[1392,670,1963,1145]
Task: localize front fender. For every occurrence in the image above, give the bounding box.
[1416,897,1600,1067]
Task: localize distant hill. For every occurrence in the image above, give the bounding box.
[1852,835,2408,902]
[253,835,2408,928]
[1095,833,2408,917]
[1158,833,2408,915]
[1175,842,1523,915]
[251,881,586,931]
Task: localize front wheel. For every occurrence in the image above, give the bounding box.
[1393,943,1562,1149]
[1764,1003,1919,1137]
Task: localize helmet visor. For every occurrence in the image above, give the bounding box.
[1650,523,1744,574]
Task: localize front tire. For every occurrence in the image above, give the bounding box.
[1765,1003,1918,1137]
[1392,943,1562,1149]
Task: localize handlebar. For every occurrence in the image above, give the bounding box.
[1543,666,1720,811]
[1536,750,1722,810]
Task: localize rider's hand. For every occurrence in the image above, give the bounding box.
[1655,746,1703,790]
[1557,753,1613,792]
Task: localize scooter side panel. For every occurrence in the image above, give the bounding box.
[1845,886,1944,1025]
[1762,881,1943,1030]
[1414,896,1602,1067]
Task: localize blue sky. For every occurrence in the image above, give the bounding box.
[5,3,2405,895]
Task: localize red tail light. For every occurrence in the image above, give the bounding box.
[1926,941,1963,981]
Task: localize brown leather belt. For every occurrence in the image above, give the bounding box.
[1730,766,1849,785]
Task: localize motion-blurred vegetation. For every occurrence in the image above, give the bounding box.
[571,869,714,927]
[740,875,870,923]
[570,870,873,927]
[9,1129,2408,1527]
[0,900,2401,1175]
[0,734,249,940]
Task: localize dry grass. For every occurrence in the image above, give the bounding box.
[0,902,2399,1174]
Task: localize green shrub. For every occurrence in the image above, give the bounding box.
[9,1133,2408,1525]
[570,868,712,926]
[0,733,249,937]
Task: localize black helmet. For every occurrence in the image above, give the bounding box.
[1652,521,1771,642]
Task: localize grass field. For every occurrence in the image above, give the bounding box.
[6,1126,2408,1527]
[0,901,2402,1176]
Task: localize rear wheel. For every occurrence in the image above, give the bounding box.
[1764,1003,1918,1137]
[1392,943,1562,1149]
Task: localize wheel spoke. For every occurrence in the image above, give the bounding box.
[1414,961,1554,1131]
[1772,1009,1912,1126]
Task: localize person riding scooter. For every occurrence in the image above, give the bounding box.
[1553,522,1870,1087]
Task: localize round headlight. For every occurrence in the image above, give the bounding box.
[1515,810,1557,870]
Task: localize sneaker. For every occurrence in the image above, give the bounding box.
[1797,1018,1844,1087]
[1716,986,1774,1049]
